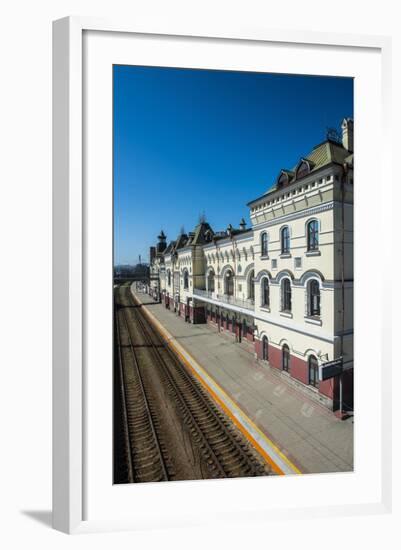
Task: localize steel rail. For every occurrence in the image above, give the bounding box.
[116,288,170,482]
[126,292,227,478]
[127,288,264,478]
[114,306,134,483]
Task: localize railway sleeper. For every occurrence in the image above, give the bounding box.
[134,460,164,475]
[131,440,162,456]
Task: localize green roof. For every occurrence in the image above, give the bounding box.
[301,139,350,174]
[190,222,214,245]
[248,138,353,206]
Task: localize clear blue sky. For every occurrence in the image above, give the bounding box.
[113,65,353,265]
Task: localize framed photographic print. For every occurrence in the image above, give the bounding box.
[52,17,392,534]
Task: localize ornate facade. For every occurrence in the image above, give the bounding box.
[148,118,354,412]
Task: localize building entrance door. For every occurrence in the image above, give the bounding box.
[282,344,290,372]
[186,298,191,322]
[262,336,269,360]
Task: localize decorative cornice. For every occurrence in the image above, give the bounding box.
[203,232,253,249]
[247,164,339,207]
[252,201,335,231]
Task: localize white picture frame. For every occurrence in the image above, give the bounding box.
[52,16,392,534]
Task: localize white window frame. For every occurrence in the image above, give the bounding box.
[260,231,269,257]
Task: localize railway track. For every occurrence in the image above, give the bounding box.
[114,283,271,483]
[115,296,171,482]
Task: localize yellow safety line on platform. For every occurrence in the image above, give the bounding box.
[134,292,302,476]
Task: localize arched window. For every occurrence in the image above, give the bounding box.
[207,270,215,292]
[261,278,270,307]
[167,270,171,286]
[281,278,292,312]
[308,280,320,317]
[308,355,319,387]
[261,232,268,256]
[282,344,290,372]
[247,269,255,301]
[225,270,234,296]
[281,226,290,254]
[307,219,319,251]
[183,270,189,289]
[262,336,269,360]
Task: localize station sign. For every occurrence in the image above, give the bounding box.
[319,357,343,381]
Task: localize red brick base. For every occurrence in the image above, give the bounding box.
[290,355,308,385]
[253,340,354,412]
[267,344,282,370]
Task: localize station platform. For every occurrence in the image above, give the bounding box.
[131,286,353,475]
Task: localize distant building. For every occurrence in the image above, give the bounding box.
[148,118,353,413]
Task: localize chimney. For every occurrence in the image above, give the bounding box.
[149,246,156,263]
[341,118,353,152]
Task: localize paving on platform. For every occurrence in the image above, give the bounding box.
[131,286,354,475]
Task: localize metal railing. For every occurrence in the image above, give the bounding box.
[193,288,255,311]
[193,288,214,299]
[216,293,255,310]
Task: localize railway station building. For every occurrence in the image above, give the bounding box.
[147,118,354,413]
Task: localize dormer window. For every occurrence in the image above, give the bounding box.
[295,158,314,180]
[277,173,288,188]
[276,170,294,189]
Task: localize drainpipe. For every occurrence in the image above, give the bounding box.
[172,253,176,312]
[230,233,237,300]
[338,162,348,416]
[172,258,174,309]
[214,240,219,296]
[229,232,239,338]
[212,239,219,331]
